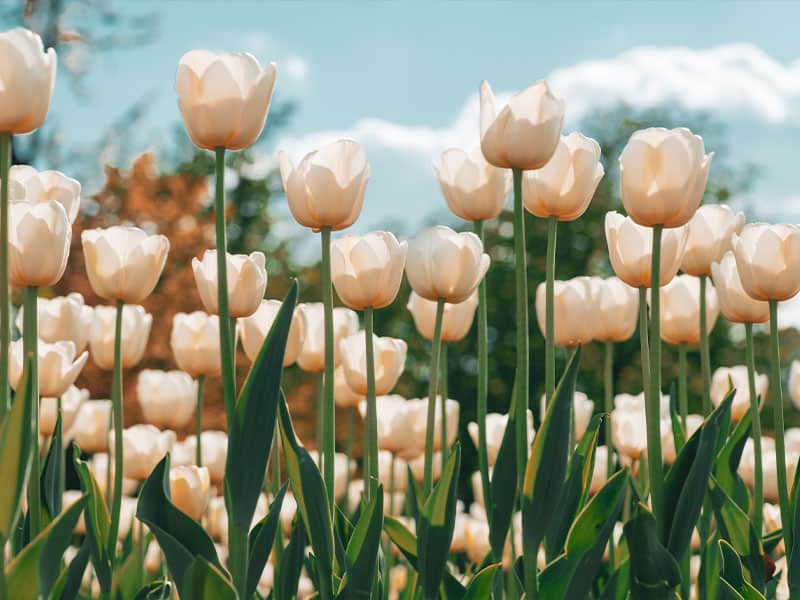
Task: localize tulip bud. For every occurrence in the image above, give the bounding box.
[331,231,407,310]
[605,211,688,288]
[9,338,87,397]
[334,365,363,409]
[610,392,671,462]
[339,331,407,396]
[619,127,713,228]
[9,200,71,287]
[433,148,510,222]
[681,204,745,276]
[710,251,769,324]
[238,299,304,366]
[655,274,719,346]
[405,396,459,458]
[522,132,604,221]
[0,28,56,134]
[171,311,222,377]
[407,290,478,343]
[279,139,370,232]
[192,250,266,318]
[732,223,800,302]
[712,365,768,421]
[69,400,112,453]
[176,50,277,151]
[467,410,534,467]
[535,276,595,346]
[89,305,152,370]
[295,304,359,372]
[405,226,490,304]
[16,292,93,353]
[179,431,227,484]
[479,80,565,170]
[40,385,88,438]
[137,369,197,430]
[82,226,170,303]
[590,446,609,494]
[9,165,81,223]
[169,465,211,520]
[113,424,176,480]
[590,277,638,342]
[362,395,417,458]
[377,450,408,493]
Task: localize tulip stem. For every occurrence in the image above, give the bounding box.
[678,342,688,430]
[320,226,336,514]
[0,133,10,421]
[440,343,448,462]
[23,286,41,538]
[603,341,615,567]
[745,322,763,536]
[512,168,529,491]
[638,288,652,402]
[108,299,124,563]
[195,375,204,467]
[58,396,65,501]
[648,224,665,535]
[423,299,445,497]
[228,522,249,599]
[364,307,378,502]
[343,408,354,514]
[768,299,792,551]
[214,147,236,426]
[545,215,558,405]
[699,275,712,415]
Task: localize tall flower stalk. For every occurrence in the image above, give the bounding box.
[195,375,204,467]
[320,226,335,512]
[769,299,791,549]
[745,322,763,535]
[699,275,712,414]
[678,342,688,428]
[647,225,665,528]
[23,286,40,536]
[440,343,449,462]
[364,307,378,500]
[424,300,445,496]
[512,168,529,488]
[474,219,491,526]
[107,300,124,559]
[603,340,615,565]
[545,216,557,403]
[0,134,10,421]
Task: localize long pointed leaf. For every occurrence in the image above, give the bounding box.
[245,483,288,600]
[41,414,63,519]
[338,487,384,599]
[624,502,681,598]
[73,448,112,593]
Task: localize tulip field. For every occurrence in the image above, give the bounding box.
[3,23,800,600]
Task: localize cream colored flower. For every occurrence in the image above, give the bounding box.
[710,251,769,324]
[712,365,768,421]
[89,452,138,497]
[239,300,305,366]
[377,450,408,494]
[364,395,418,459]
[9,200,70,287]
[40,385,88,437]
[590,446,609,494]
[82,226,169,303]
[171,311,222,377]
[176,50,277,151]
[169,466,211,520]
[739,437,799,503]
[681,204,745,276]
[334,365,364,409]
[339,331,407,396]
[279,139,369,232]
[89,305,152,370]
[732,223,800,302]
[434,147,510,221]
[590,277,638,342]
[405,396,459,459]
[137,370,197,430]
[346,479,405,517]
[192,250,267,318]
[662,414,703,464]
[9,165,81,223]
[69,400,112,453]
[620,127,712,228]
[655,274,719,346]
[9,338,87,397]
[16,293,93,353]
[308,450,354,502]
[535,276,595,346]
[407,290,478,343]
[295,304,359,372]
[467,410,534,467]
[113,424,176,481]
[177,431,228,484]
[479,80,564,170]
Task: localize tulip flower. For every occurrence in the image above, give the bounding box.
[68,400,112,453]
[308,450,354,502]
[9,199,71,288]
[82,226,169,304]
[712,365,768,421]
[176,50,277,151]
[9,338,87,398]
[662,414,703,464]
[171,311,223,377]
[377,450,409,494]
[169,465,211,521]
[193,250,267,318]
[239,299,305,366]
[346,479,404,517]
[40,385,88,437]
[406,290,478,343]
[739,437,799,505]
[590,277,639,343]
[405,396,460,458]
[334,364,364,409]
[330,231,407,310]
[681,204,745,277]
[467,410,535,467]
[433,147,510,222]
[711,251,770,325]
[366,395,419,459]
[9,165,81,223]
[339,331,406,396]
[590,446,610,494]
[112,424,176,480]
[279,139,370,233]
[136,369,197,430]
[89,304,152,369]
[535,276,595,347]
[175,431,228,485]
[89,452,139,498]
[0,28,56,135]
[16,292,93,354]
[295,304,359,372]
[655,275,719,346]
[619,127,712,229]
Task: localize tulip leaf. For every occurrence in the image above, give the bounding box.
[226,280,297,529]
[714,406,752,513]
[181,555,237,600]
[73,448,113,594]
[522,347,581,587]
[663,388,733,562]
[489,380,518,556]
[245,483,287,600]
[539,469,628,599]
[719,539,767,599]
[133,580,174,600]
[112,532,148,600]
[599,559,631,600]
[0,358,34,541]
[623,502,681,599]
[668,382,685,455]
[136,454,225,597]
[787,457,800,597]
[275,519,306,600]
[463,563,501,600]
[49,540,90,600]
[278,393,335,595]
[337,487,384,599]
[41,414,63,520]
[4,493,86,600]
[544,412,604,561]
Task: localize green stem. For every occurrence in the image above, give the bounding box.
[678,343,688,430]
[745,323,763,536]
[364,307,377,502]
[317,373,324,469]
[107,299,124,562]
[214,147,236,426]
[343,408,354,514]
[228,522,248,599]
[638,288,652,405]
[699,275,712,415]
[195,375,204,467]
[321,227,336,515]
[440,343,449,462]
[423,299,445,497]
[474,220,492,530]
[23,286,40,537]
[512,168,529,491]
[137,519,145,588]
[769,299,791,551]
[604,341,615,567]
[0,535,5,600]
[0,133,11,421]
[648,225,665,536]
[58,396,65,501]
[383,453,396,600]
[545,215,557,404]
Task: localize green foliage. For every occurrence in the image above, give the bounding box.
[74,448,113,594]
[246,484,288,600]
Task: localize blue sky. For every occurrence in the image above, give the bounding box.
[37,1,800,239]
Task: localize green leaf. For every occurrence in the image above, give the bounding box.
[539,469,628,599]
[418,444,461,600]
[52,541,90,600]
[275,520,306,600]
[73,448,112,594]
[462,564,501,600]
[41,414,63,519]
[599,559,630,600]
[337,487,384,599]
[788,450,800,597]
[226,280,297,528]
[714,406,752,513]
[4,494,86,600]
[133,580,173,600]
[719,539,767,599]
[0,357,34,540]
[112,532,148,600]
[278,392,334,595]
[182,555,238,600]
[489,378,518,556]
[245,484,287,600]
[624,502,681,598]
[136,454,225,596]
